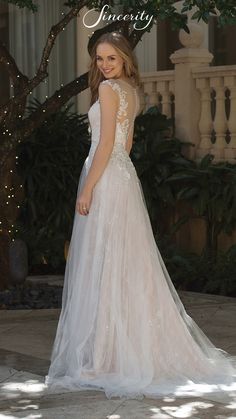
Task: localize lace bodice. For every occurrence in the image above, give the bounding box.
[88,78,140,150]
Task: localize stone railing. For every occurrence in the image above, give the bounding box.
[139,71,175,119]
[140,23,236,163]
[193,66,236,162]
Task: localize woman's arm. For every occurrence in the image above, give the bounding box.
[76,83,118,215]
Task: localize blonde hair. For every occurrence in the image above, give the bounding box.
[88,32,141,106]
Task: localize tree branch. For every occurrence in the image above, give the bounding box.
[0,41,28,86]
[0,0,88,120]
[13,20,131,140]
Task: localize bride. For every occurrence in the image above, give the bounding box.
[46,31,236,400]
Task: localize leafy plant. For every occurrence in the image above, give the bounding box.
[167,154,236,260]
[15,101,90,272]
[131,106,193,237]
[159,239,236,297]
[131,107,236,296]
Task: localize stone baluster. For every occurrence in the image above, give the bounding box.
[157,81,172,118]
[139,83,146,113]
[210,77,227,160]
[196,78,213,158]
[169,80,175,120]
[142,81,159,111]
[224,76,236,162]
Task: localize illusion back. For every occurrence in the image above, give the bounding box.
[88,78,140,151]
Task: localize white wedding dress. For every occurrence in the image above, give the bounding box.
[46,78,236,401]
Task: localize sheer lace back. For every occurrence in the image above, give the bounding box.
[100,78,140,147]
[88,78,140,151]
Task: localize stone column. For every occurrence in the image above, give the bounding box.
[170,23,213,160]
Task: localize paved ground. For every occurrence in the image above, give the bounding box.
[0,291,236,418]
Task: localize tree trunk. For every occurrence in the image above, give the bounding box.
[0,149,25,288]
[0,231,10,290]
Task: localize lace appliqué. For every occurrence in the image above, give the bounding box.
[110,144,136,182]
[101,80,130,136]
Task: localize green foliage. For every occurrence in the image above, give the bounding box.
[131,106,236,297]
[181,0,236,26]
[131,106,193,236]
[159,240,236,297]
[2,0,38,11]
[15,101,90,271]
[167,154,236,258]
[13,103,236,295]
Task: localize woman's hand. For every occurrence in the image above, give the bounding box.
[76,187,93,216]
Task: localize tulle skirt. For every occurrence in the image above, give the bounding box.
[45,142,236,402]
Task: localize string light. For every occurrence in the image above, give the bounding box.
[1,147,23,241]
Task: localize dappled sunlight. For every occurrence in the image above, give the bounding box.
[0,395,43,419]
[150,401,214,418]
[10,403,39,411]
[106,397,236,419]
[2,392,236,419]
[1,378,46,402]
[3,379,45,393]
[226,401,236,409]
[0,415,42,419]
[168,380,236,403]
[1,376,236,418]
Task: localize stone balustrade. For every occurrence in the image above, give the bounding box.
[193,66,236,162]
[140,23,236,163]
[139,71,175,119]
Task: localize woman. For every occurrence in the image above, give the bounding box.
[46,32,236,401]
